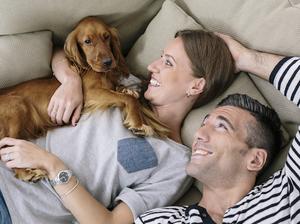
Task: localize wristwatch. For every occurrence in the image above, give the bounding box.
[50,169,73,186]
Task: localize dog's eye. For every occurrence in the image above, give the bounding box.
[84,39,92,45]
[103,32,110,40]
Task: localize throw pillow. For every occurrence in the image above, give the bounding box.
[0,30,53,88]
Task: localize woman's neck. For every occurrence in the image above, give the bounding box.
[152,103,192,143]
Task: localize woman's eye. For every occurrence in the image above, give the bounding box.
[84,39,92,44]
[160,54,173,67]
[165,59,173,66]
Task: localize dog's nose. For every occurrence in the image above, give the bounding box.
[102,58,112,67]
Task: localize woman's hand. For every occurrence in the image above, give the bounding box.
[49,49,83,126]
[48,76,83,126]
[0,137,66,178]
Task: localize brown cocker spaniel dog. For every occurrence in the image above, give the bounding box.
[0,16,169,182]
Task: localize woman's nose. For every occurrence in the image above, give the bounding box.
[147,58,160,73]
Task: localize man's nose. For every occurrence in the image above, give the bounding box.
[194,126,209,143]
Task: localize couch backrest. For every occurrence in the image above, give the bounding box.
[0,0,164,53]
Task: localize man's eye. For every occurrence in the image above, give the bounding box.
[217,123,228,131]
[84,39,92,44]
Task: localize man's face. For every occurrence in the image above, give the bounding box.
[186,106,256,187]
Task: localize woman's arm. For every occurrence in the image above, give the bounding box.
[0,137,134,224]
[49,49,83,126]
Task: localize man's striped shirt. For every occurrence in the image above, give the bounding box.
[135,57,300,224]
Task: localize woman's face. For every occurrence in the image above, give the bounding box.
[144,37,195,107]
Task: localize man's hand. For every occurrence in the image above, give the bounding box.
[216,32,284,80]
[216,33,252,73]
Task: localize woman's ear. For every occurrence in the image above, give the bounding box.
[188,78,206,96]
[247,148,267,173]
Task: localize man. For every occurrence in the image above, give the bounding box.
[135,35,300,223]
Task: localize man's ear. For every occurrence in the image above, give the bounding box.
[188,78,206,96]
[247,148,268,172]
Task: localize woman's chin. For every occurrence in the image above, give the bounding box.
[144,89,151,100]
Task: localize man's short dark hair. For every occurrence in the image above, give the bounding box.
[217,93,283,173]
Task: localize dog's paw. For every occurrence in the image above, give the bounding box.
[117,87,140,99]
[130,124,155,137]
[15,168,47,183]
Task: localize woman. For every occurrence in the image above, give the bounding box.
[0,30,235,224]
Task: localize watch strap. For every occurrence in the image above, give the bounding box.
[49,169,73,186]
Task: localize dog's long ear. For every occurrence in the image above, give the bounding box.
[64,29,88,71]
[110,27,129,77]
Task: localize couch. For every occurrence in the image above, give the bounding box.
[1,0,299,212]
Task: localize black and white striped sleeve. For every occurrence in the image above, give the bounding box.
[269,56,300,185]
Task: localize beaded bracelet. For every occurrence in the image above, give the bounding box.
[60,178,80,198]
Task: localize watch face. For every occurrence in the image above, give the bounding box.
[59,171,69,183]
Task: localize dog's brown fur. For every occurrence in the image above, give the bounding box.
[0,17,169,182]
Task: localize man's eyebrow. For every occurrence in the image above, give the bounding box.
[217,115,235,131]
[203,114,209,122]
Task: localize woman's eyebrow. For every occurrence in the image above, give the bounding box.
[165,54,176,63]
[162,50,176,63]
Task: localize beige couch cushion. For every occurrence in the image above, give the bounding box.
[175,0,300,128]
[126,0,203,78]
[0,0,164,53]
[0,31,52,88]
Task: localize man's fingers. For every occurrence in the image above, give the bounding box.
[215,32,232,44]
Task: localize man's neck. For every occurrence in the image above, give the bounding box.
[199,181,255,223]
